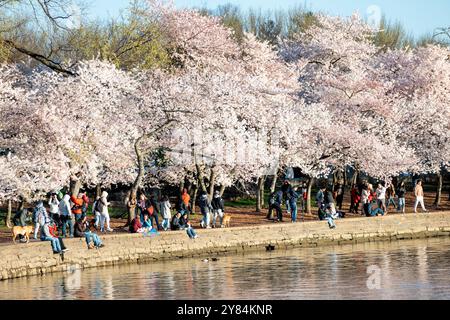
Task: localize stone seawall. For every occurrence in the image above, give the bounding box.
[1,212,450,281]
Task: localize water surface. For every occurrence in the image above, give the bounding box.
[1,237,450,300]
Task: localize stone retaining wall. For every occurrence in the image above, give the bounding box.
[1,212,450,281]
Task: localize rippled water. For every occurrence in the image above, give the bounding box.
[2,237,450,300]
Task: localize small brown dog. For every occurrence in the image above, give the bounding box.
[222,214,232,228]
[12,225,34,244]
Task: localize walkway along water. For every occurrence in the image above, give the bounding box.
[1,212,450,281]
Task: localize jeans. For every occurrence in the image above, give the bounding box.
[42,236,61,253]
[100,212,111,231]
[150,214,161,230]
[186,227,197,239]
[162,218,171,230]
[61,216,74,237]
[327,217,336,228]
[34,222,41,239]
[414,196,427,212]
[94,211,101,227]
[368,207,384,217]
[299,198,306,212]
[397,198,406,213]
[212,209,224,227]
[201,212,211,228]
[85,231,102,247]
[387,197,397,209]
[290,202,298,222]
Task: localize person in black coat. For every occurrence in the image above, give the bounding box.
[267,190,283,222]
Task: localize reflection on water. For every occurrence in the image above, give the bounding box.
[2,238,450,300]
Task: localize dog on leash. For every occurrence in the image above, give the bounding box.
[12,225,34,244]
[222,214,232,228]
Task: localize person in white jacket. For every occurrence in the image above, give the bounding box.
[98,191,113,232]
[59,194,74,238]
[49,192,60,227]
[159,195,171,231]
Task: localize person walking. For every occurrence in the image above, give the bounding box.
[160,195,172,231]
[349,185,361,214]
[281,180,292,214]
[396,182,407,214]
[59,194,74,238]
[335,184,344,211]
[32,201,48,240]
[199,192,212,228]
[211,191,225,228]
[98,191,113,232]
[361,184,371,217]
[316,186,326,209]
[386,184,397,212]
[92,196,101,229]
[376,183,388,214]
[288,188,300,223]
[414,180,428,213]
[300,182,308,213]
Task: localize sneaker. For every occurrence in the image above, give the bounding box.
[98,244,105,248]
[206,226,211,229]
[107,228,114,232]
[62,249,69,252]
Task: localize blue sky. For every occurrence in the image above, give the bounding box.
[89,0,450,39]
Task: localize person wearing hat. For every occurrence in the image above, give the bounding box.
[211,190,225,228]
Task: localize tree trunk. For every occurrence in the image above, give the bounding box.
[351,168,359,187]
[219,185,226,197]
[6,199,13,228]
[179,180,185,194]
[208,167,216,202]
[307,177,315,215]
[195,164,208,194]
[260,176,266,209]
[270,167,279,193]
[434,171,443,207]
[70,178,82,196]
[95,184,102,198]
[191,184,198,215]
[129,136,146,224]
[256,176,264,213]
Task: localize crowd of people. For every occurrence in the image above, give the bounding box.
[128,189,227,239]
[11,179,430,249]
[267,179,429,229]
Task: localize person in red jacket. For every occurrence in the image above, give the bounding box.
[130,215,143,233]
[350,185,361,214]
